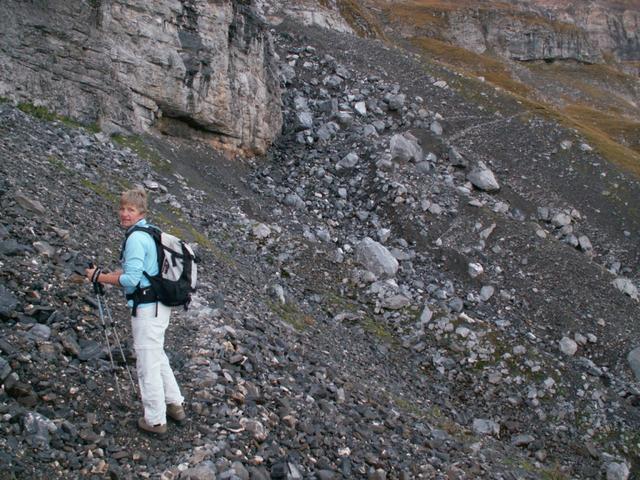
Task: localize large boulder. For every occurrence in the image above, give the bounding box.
[355,238,399,279]
[467,162,500,192]
[390,132,423,163]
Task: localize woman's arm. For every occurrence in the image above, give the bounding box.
[85,231,146,287]
[85,268,123,286]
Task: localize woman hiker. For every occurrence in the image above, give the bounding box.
[85,188,185,435]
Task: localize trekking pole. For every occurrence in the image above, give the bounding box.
[92,277,123,403]
[101,294,138,396]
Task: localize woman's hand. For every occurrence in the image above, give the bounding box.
[85,267,98,282]
[85,269,122,286]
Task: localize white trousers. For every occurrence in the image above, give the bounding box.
[131,303,184,425]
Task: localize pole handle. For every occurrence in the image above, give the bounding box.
[88,262,105,295]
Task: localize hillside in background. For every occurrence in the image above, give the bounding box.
[301,0,640,174]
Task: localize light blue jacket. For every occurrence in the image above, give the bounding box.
[120,219,159,309]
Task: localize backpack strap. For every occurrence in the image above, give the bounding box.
[121,225,162,316]
[126,286,159,316]
[120,225,160,260]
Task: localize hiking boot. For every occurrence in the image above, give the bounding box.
[137,417,167,435]
[167,403,186,423]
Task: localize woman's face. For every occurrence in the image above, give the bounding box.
[119,203,145,228]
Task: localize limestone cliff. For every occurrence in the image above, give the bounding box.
[328,0,640,66]
[0,0,282,154]
[445,8,602,63]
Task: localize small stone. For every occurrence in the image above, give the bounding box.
[468,263,484,278]
[580,143,593,152]
[339,152,359,169]
[430,121,443,135]
[612,278,638,300]
[627,347,640,382]
[472,418,500,436]
[29,323,51,340]
[512,434,535,447]
[559,337,578,356]
[33,241,57,257]
[0,285,19,319]
[574,332,588,345]
[552,213,572,227]
[578,235,593,252]
[606,462,630,480]
[15,191,46,215]
[480,286,495,301]
[252,223,271,240]
[368,469,387,480]
[419,305,433,324]
[354,101,367,116]
[467,162,499,192]
[513,345,526,355]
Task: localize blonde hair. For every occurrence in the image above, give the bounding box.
[120,188,148,214]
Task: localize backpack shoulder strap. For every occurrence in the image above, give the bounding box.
[120,225,161,260]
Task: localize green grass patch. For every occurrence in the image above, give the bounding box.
[393,396,427,418]
[385,1,580,35]
[564,103,640,152]
[515,459,570,480]
[592,428,640,459]
[80,178,119,203]
[18,102,57,122]
[47,155,70,172]
[319,0,384,37]
[112,134,173,173]
[269,300,316,331]
[383,0,516,19]
[360,317,396,344]
[406,28,640,177]
[325,292,360,313]
[520,99,640,176]
[523,61,640,117]
[411,37,532,97]
[17,102,99,133]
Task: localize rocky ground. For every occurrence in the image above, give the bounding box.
[2,12,640,480]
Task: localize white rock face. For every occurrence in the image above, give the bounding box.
[0,1,282,153]
[280,5,354,34]
[355,237,399,279]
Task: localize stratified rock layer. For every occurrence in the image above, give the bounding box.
[0,0,282,153]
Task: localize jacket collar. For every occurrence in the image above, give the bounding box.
[126,218,147,234]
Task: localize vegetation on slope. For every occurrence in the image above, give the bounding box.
[335,0,640,176]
